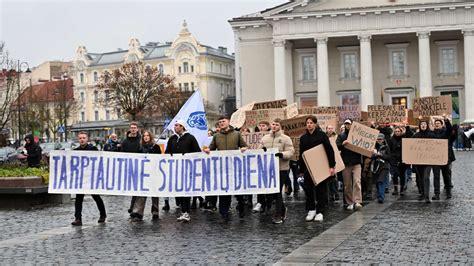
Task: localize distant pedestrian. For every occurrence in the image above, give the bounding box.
[103,133,120,152]
[23,134,42,168]
[71,131,106,226]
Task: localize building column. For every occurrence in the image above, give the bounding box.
[315,37,330,106]
[417,32,433,97]
[273,40,287,100]
[233,29,242,107]
[285,42,295,103]
[359,35,374,111]
[463,29,474,123]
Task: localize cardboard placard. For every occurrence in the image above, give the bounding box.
[290,137,300,161]
[402,138,448,165]
[253,99,287,110]
[315,114,338,131]
[412,95,452,118]
[301,106,338,115]
[345,122,380,157]
[302,137,345,185]
[407,109,416,126]
[368,105,407,124]
[230,101,255,128]
[242,132,269,150]
[337,105,361,124]
[244,109,286,129]
[280,115,308,138]
[284,103,299,119]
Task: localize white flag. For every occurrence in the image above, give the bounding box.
[164,90,210,148]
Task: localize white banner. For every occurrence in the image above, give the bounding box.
[48,149,280,197]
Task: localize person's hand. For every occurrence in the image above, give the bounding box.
[203,147,210,154]
[329,168,335,176]
[275,152,283,158]
[240,147,247,153]
[342,140,349,145]
[262,147,267,152]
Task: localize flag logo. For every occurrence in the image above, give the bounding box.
[187,111,207,130]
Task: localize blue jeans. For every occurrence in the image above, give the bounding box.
[376,182,386,202]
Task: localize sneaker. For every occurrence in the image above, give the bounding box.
[347,204,354,211]
[177,212,191,222]
[314,213,323,222]
[162,201,170,211]
[425,198,432,204]
[305,210,316,221]
[354,203,363,210]
[378,198,384,204]
[282,207,288,221]
[272,217,283,224]
[98,215,106,223]
[432,194,440,200]
[131,217,143,222]
[71,219,82,226]
[446,191,452,199]
[252,203,263,213]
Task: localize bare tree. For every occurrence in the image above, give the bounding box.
[0,46,20,133]
[96,62,174,121]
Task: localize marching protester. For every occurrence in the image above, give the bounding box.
[258,118,294,224]
[432,116,455,199]
[203,115,248,222]
[165,120,202,222]
[389,125,414,196]
[336,119,363,211]
[71,131,106,226]
[326,125,340,202]
[299,116,335,222]
[413,120,436,203]
[103,133,120,152]
[120,122,143,220]
[253,120,272,213]
[371,133,391,203]
[129,130,162,221]
[23,134,42,168]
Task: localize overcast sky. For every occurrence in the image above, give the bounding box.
[1,0,285,68]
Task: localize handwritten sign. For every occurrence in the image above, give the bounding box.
[301,106,338,115]
[230,101,255,128]
[302,137,345,185]
[253,99,287,110]
[242,132,269,150]
[337,105,361,124]
[244,109,286,129]
[48,149,280,197]
[402,138,448,165]
[412,95,452,118]
[368,105,406,124]
[346,122,380,157]
[315,114,338,130]
[284,103,299,119]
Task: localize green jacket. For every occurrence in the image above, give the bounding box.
[209,127,247,151]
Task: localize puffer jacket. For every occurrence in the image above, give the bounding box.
[209,126,247,151]
[259,130,294,170]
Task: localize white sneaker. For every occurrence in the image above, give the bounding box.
[305,210,316,221]
[354,203,363,211]
[252,203,263,213]
[177,212,190,222]
[347,204,354,211]
[314,213,323,222]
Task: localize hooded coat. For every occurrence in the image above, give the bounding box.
[24,134,42,167]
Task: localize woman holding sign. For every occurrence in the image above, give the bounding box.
[298,116,336,222]
[412,120,436,203]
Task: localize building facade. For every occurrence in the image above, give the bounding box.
[230,0,474,123]
[72,21,235,138]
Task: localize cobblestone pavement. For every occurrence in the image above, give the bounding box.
[0,151,472,264]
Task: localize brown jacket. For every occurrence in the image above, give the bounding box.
[209,127,247,151]
[258,130,294,171]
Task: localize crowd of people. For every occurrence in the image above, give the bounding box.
[66,114,465,226]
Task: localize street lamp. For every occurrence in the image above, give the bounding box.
[14,61,31,141]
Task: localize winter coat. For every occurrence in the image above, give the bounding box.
[378,126,393,144]
[24,134,42,167]
[336,129,362,167]
[389,127,412,166]
[208,127,247,151]
[141,142,162,154]
[433,119,455,163]
[259,130,294,171]
[371,141,391,183]
[165,132,201,154]
[299,128,336,174]
[103,139,120,152]
[121,131,141,153]
[74,143,98,151]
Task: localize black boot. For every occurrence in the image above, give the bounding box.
[392,185,399,196]
[162,200,170,211]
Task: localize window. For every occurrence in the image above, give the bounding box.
[93,72,98,82]
[178,66,182,74]
[94,90,98,102]
[191,65,194,72]
[116,108,121,119]
[302,55,316,81]
[392,96,408,108]
[340,93,360,105]
[386,43,409,78]
[80,73,84,84]
[94,111,99,121]
[80,92,85,102]
[183,62,189,73]
[191,82,194,91]
[81,112,85,122]
[184,83,189,91]
[297,93,318,107]
[342,53,357,79]
[106,110,110,120]
[226,84,230,96]
[158,64,164,74]
[179,83,182,91]
[225,64,229,75]
[440,48,456,74]
[210,61,214,72]
[220,83,224,96]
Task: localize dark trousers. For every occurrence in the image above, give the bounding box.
[391,162,408,191]
[416,166,432,198]
[178,197,191,213]
[74,194,106,219]
[273,170,287,217]
[328,176,338,199]
[218,195,245,216]
[205,195,217,207]
[290,160,299,192]
[303,173,329,215]
[432,163,453,192]
[257,194,273,210]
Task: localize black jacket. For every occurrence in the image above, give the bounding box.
[336,129,362,166]
[121,132,141,153]
[141,142,162,154]
[74,143,98,151]
[165,132,201,155]
[24,134,42,167]
[103,139,120,152]
[378,126,393,144]
[298,128,336,174]
[433,119,455,163]
[371,141,391,182]
[389,126,413,164]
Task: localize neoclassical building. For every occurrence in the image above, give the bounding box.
[230,0,474,123]
[72,21,235,137]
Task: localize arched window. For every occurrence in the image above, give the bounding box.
[80,73,84,84]
[93,72,98,82]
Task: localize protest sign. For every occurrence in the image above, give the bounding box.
[242,132,269,150]
[244,108,286,129]
[284,103,299,119]
[281,115,309,137]
[301,106,338,115]
[346,122,380,157]
[290,137,300,161]
[412,95,452,118]
[315,114,338,131]
[368,105,406,124]
[402,138,448,165]
[253,99,287,110]
[302,137,345,185]
[230,101,255,128]
[48,149,280,197]
[337,105,361,124]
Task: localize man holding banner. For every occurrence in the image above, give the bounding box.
[203,115,248,221]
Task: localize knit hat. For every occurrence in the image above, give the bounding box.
[175,119,187,130]
[377,133,385,139]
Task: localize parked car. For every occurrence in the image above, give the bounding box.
[0,147,17,164]
[59,142,78,150]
